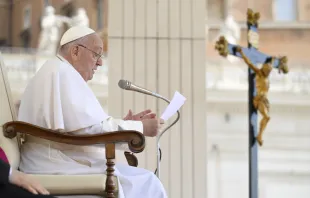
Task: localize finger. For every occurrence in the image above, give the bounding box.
[32,182,49,195]
[128,109,133,117]
[159,119,165,124]
[142,113,156,119]
[123,115,129,120]
[135,109,152,118]
[37,185,50,195]
[26,185,38,195]
[123,109,133,120]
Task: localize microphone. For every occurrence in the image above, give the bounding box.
[118,79,180,179]
[118,79,166,101]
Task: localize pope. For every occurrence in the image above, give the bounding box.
[17,26,167,198]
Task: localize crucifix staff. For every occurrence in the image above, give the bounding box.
[215,8,289,198]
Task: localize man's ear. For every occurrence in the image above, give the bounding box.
[71,45,79,61]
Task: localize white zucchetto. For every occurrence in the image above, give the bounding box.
[60,26,95,46]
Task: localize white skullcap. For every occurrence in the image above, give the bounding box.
[60,26,95,46]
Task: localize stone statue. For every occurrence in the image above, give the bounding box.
[236,46,288,146]
[37,6,71,55]
[70,8,89,27]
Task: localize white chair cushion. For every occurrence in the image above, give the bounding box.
[30,174,118,195]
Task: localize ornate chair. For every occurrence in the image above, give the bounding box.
[0,53,143,198]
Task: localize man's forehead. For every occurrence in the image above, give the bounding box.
[87,35,103,50]
[92,43,103,49]
[92,44,103,53]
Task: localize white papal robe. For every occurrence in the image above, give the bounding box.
[18,55,167,198]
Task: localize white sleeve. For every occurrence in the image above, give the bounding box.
[69,117,144,151]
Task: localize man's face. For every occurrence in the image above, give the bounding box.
[72,34,104,81]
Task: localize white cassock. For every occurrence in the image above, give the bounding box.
[18,55,167,198]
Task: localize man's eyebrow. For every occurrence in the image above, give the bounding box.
[94,46,102,50]
[98,47,103,54]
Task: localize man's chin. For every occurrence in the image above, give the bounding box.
[88,74,94,81]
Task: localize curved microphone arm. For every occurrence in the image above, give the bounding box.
[157,96,181,141]
[117,79,181,178]
[154,96,181,178]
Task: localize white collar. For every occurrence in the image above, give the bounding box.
[56,54,71,66]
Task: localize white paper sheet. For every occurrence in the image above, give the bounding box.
[160,91,186,121]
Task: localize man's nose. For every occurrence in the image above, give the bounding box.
[96,57,103,66]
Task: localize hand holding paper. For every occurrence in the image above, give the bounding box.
[160,91,186,121]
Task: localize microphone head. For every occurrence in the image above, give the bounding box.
[118,79,131,90]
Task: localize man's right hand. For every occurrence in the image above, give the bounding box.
[9,169,50,195]
[141,119,164,137]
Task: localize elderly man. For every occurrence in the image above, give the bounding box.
[18,26,167,198]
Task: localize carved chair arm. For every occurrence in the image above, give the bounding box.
[3,121,145,153]
[3,121,144,197]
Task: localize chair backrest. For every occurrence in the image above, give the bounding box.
[0,52,20,169]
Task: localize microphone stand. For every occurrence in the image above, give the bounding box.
[154,96,180,179]
[118,79,181,179]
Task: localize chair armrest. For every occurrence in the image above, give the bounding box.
[3,121,144,197]
[3,121,145,153]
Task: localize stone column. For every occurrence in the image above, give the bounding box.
[108,0,206,197]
